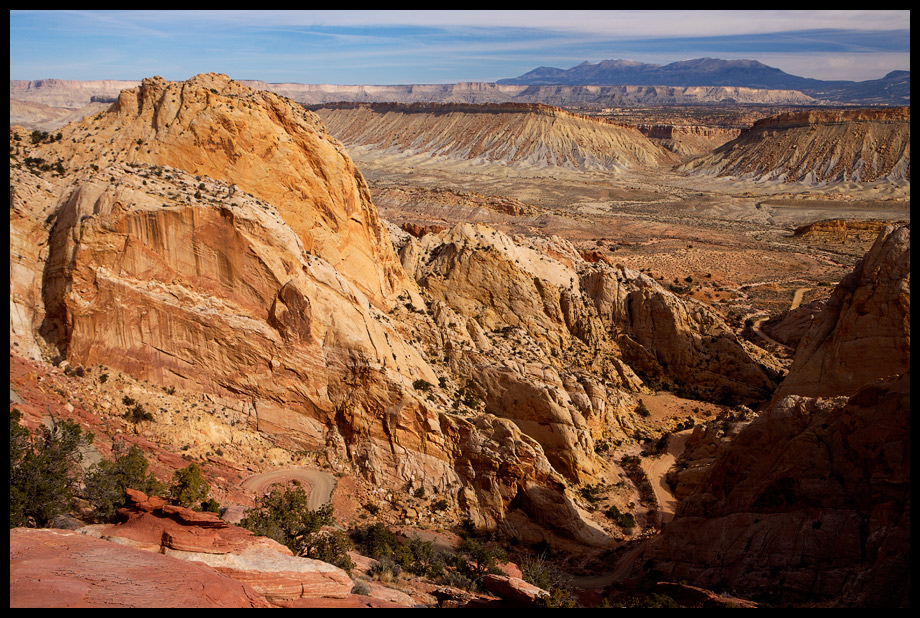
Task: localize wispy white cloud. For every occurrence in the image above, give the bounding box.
[9,10,910,82]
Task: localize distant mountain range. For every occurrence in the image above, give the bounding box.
[497,58,910,105]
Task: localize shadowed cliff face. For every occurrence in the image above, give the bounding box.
[774,224,910,400]
[629,226,911,607]
[635,372,910,607]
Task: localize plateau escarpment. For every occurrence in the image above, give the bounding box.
[312,103,678,171]
[682,108,911,184]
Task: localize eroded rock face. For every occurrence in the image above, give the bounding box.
[32,72,412,310]
[621,226,911,606]
[633,372,910,606]
[774,224,910,399]
[11,75,604,544]
[314,102,678,171]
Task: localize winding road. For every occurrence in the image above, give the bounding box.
[239,468,336,510]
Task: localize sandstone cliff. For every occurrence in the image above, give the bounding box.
[9,74,604,544]
[627,226,911,606]
[34,73,411,310]
[633,372,910,607]
[681,108,911,184]
[774,224,910,399]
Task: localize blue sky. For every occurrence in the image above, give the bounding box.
[9,10,910,84]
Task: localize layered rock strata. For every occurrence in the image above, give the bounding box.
[9,74,601,543]
[682,108,911,183]
[313,103,678,170]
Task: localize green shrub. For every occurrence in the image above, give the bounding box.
[169,463,211,509]
[241,482,336,558]
[10,410,93,528]
[83,443,165,521]
[604,505,637,531]
[458,537,506,579]
[124,403,153,423]
[303,529,355,573]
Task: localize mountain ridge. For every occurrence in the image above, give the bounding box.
[497,58,909,105]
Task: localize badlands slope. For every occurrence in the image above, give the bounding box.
[313,103,678,171]
[683,108,911,184]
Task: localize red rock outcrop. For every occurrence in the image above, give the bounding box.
[482,573,549,605]
[82,489,354,602]
[10,527,271,607]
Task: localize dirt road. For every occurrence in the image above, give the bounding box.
[240,468,336,510]
[640,430,692,525]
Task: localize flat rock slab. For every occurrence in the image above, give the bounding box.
[10,527,270,608]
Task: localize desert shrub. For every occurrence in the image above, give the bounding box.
[579,484,603,506]
[521,554,554,590]
[522,553,576,605]
[10,410,93,528]
[353,524,444,577]
[604,505,637,531]
[458,537,506,579]
[370,557,403,582]
[241,482,337,558]
[351,579,370,596]
[440,569,475,591]
[363,502,380,515]
[537,586,579,608]
[303,529,355,573]
[124,402,153,423]
[83,443,165,521]
[412,379,432,391]
[407,535,444,577]
[169,463,211,509]
[354,523,411,566]
[624,593,681,608]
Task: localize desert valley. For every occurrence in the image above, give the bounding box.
[9,56,910,608]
